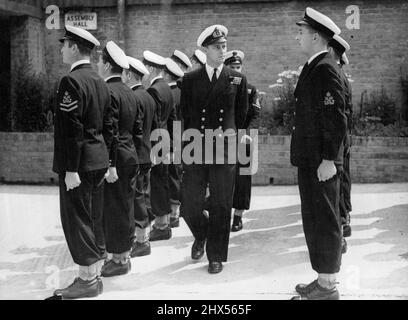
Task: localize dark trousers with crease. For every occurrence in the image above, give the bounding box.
[232,144,252,210]
[340,145,352,225]
[150,163,171,218]
[134,163,152,229]
[181,164,236,262]
[168,163,182,205]
[298,167,342,274]
[58,169,107,266]
[103,165,138,254]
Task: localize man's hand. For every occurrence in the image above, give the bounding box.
[106,167,119,183]
[317,159,337,182]
[65,172,81,191]
[240,134,253,144]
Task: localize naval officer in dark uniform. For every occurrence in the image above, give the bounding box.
[52,25,113,299]
[164,57,185,228]
[224,50,261,232]
[291,8,347,300]
[328,35,353,251]
[180,25,249,274]
[123,55,157,257]
[143,50,175,241]
[97,41,143,277]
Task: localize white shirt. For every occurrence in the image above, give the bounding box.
[150,75,163,85]
[104,75,122,82]
[70,59,90,72]
[205,63,223,82]
[168,81,177,87]
[307,50,328,65]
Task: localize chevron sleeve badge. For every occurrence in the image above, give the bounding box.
[59,91,78,112]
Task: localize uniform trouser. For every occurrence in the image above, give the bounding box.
[168,163,183,205]
[134,163,152,229]
[339,146,352,225]
[298,167,342,274]
[150,163,171,218]
[232,145,252,210]
[103,165,138,254]
[181,164,236,262]
[58,169,107,266]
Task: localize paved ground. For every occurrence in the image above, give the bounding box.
[0,183,407,300]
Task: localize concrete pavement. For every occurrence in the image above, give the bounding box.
[0,183,407,300]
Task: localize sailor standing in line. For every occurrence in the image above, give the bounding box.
[224,50,261,232]
[123,56,157,257]
[143,50,175,241]
[97,41,143,277]
[52,26,114,299]
[163,57,185,228]
[328,34,353,253]
[291,8,347,300]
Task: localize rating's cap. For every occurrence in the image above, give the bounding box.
[171,50,192,69]
[59,25,100,49]
[224,50,245,66]
[329,35,350,65]
[165,58,184,78]
[103,41,129,69]
[127,56,150,77]
[143,50,166,68]
[192,49,206,65]
[296,7,341,37]
[197,25,228,47]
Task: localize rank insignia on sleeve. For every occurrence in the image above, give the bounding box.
[229,76,242,85]
[324,92,335,106]
[62,91,72,104]
[59,91,78,112]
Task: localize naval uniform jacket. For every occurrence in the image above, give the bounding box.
[339,67,353,148]
[290,52,347,168]
[106,76,143,167]
[131,84,157,165]
[147,77,176,134]
[53,63,113,173]
[181,65,249,163]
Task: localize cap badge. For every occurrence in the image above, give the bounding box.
[324,92,335,106]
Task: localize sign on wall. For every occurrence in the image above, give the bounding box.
[65,12,97,30]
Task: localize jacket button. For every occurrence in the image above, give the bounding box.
[295,98,298,102]
[292,126,296,130]
[219,118,223,121]
[220,109,224,113]
[201,125,204,129]
[202,109,206,113]
[201,117,205,121]
[293,112,296,116]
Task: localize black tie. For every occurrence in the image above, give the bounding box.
[211,68,218,84]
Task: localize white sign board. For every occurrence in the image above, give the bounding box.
[65,12,97,30]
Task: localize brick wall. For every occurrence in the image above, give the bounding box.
[42,0,408,111]
[0,132,407,185]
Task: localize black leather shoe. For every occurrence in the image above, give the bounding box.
[130,241,151,257]
[295,279,318,295]
[191,239,205,260]
[342,238,348,254]
[170,216,180,228]
[343,224,352,238]
[101,259,131,277]
[208,261,223,274]
[231,215,243,232]
[53,277,100,299]
[150,226,172,241]
[296,283,339,300]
